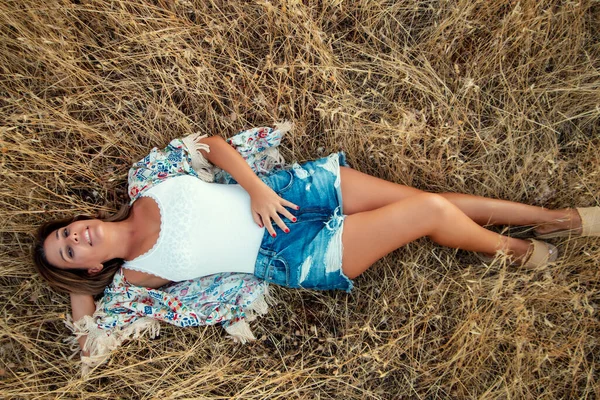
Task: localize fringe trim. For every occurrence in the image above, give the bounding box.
[181,133,214,182]
[224,320,255,343]
[255,121,291,174]
[224,287,274,343]
[245,284,274,321]
[64,314,160,377]
[274,120,293,135]
[256,147,286,174]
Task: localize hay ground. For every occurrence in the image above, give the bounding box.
[1,0,599,398]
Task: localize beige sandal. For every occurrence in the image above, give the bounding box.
[536,207,600,239]
[521,239,558,268]
[476,239,558,268]
[475,251,519,266]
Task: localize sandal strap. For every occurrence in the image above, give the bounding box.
[522,239,558,268]
[577,207,600,237]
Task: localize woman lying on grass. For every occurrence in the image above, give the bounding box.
[32,126,599,361]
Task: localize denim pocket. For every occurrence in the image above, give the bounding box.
[264,169,294,195]
[269,256,290,286]
[257,247,291,286]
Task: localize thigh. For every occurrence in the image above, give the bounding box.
[340,167,424,215]
[341,194,439,279]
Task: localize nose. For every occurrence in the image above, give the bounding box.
[69,231,79,244]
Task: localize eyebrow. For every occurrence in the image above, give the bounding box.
[56,230,67,262]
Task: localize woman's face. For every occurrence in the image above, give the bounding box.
[43,219,107,273]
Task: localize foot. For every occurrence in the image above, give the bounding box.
[534,209,582,236]
[476,239,556,267]
[520,239,558,268]
[477,237,533,265]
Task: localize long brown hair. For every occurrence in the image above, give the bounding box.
[32,205,131,296]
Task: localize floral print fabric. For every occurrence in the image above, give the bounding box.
[97,269,268,330]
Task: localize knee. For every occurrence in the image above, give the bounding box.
[417,193,454,219]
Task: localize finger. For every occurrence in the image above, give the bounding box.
[271,213,289,233]
[252,211,263,228]
[277,205,297,223]
[263,216,277,237]
[283,200,300,210]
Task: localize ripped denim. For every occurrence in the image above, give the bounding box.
[254,152,354,292]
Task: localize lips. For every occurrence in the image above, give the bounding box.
[85,227,92,246]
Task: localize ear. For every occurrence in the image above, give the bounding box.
[87,264,104,276]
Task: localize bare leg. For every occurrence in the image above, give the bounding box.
[340,167,582,235]
[341,193,532,279]
[438,193,581,234]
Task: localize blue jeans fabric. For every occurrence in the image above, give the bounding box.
[254,152,354,292]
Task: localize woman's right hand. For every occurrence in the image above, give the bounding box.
[247,181,299,237]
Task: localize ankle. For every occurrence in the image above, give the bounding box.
[509,239,533,263]
[535,209,582,235]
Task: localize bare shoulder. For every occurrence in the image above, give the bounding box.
[122,267,172,289]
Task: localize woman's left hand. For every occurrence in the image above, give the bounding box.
[248,181,298,237]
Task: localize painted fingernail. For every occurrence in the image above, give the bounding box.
[285,228,290,233]
[296,206,300,210]
[271,233,276,237]
[259,224,263,228]
[292,217,297,222]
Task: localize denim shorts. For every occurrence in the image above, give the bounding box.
[253,152,354,293]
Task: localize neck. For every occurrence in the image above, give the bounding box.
[103,216,139,261]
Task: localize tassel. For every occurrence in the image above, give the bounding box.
[65,314,161,376]
[245,297,269,322]
[274,120,293,135]
[181,133,214,182]
[224,285,275,343]
[224,320,255,343]
[257,147,286,174]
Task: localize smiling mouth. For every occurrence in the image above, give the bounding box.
[85,227,92,246]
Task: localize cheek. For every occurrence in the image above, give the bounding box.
[77,247,100,265]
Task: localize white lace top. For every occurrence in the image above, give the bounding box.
[123,175,264,281]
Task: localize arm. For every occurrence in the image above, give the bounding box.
[70,293,96,357]
[197,136,299,236]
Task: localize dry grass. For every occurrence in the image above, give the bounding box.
[1,0,599,398]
